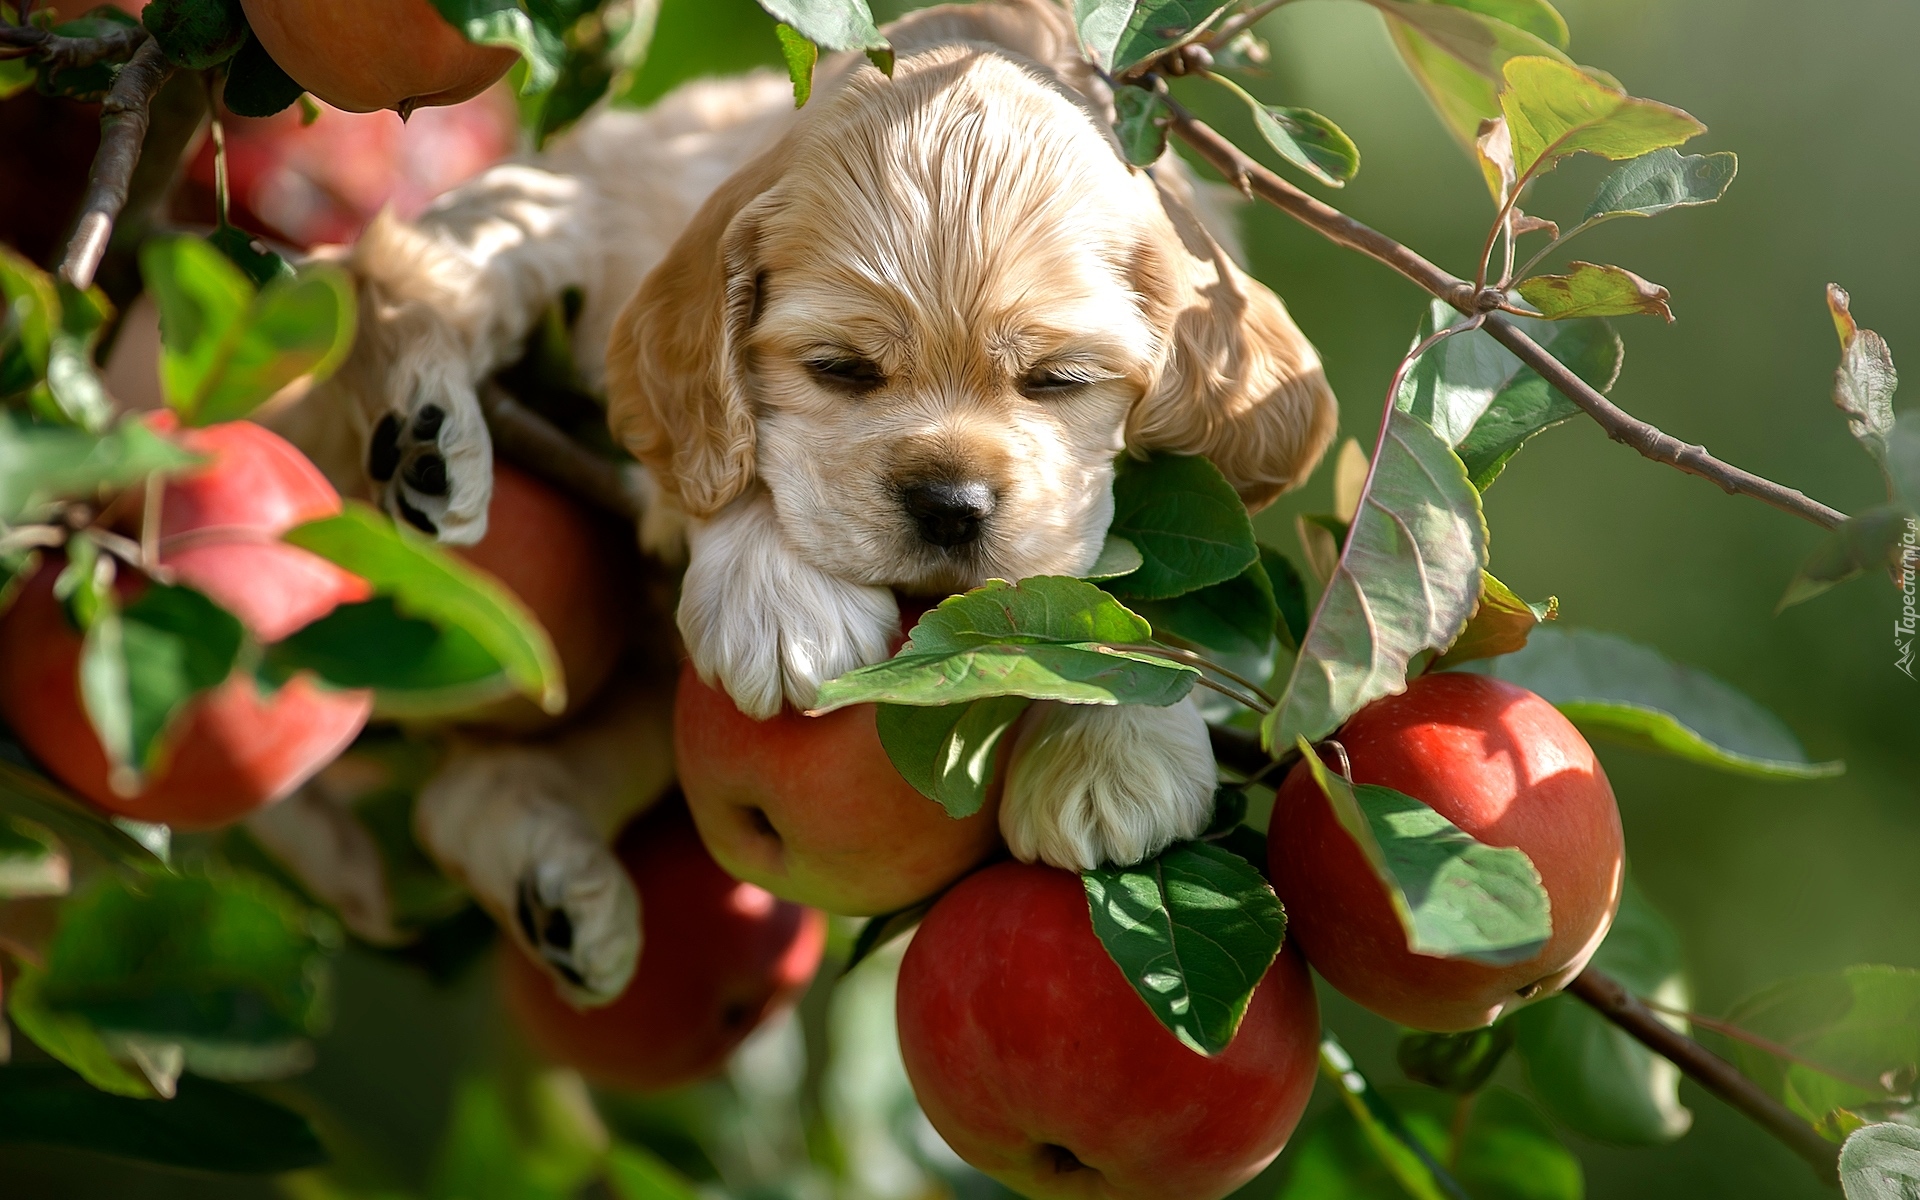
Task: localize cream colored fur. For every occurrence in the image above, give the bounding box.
[277,0,1336,996]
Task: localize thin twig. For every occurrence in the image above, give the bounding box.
[0,19,145,69]
[59,38,173,290]
[1162,101,1850,532]
[477,383,646,522]
[1569,969,1841,1182]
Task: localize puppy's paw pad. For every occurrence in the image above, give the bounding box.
[367,390,491,544]
[510,848,640,1005]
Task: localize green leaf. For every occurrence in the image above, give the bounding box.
[0,759,167,872]
[1779,505,1914,611]
[844,895,939,975]
[1515,261,1674,321]
[43,279,114,432]
[605,1142,704,1200]
[814,642,1196,711]
[906,574,1155,651]
[1827,284,1901,477]
[142,237,356,426]
[1082,840,1286,1056]
[1581,147,1737,224]
[1292,1038,1457,1200]
[7,969,166,1098]
[1106,453,1259,601]
[142,0,246,69]
[0,813,67,898]
[206,223,294,289]
[99,584,247,782]
[37,868,337,1063]
[1842,1124,1920,1200]
[0,414,199,524]
[1397,299,1622,472]
[756,0,890,70]
[1510,876,1694,1144]
[283,502,565,714]
[1370,0,1573,147]
[1472,626,1844,779]
[1261,545,1310,650]
[1264,409,1488,750]
[0,243,57,398]
[1725,966,1920,1132]
[1397,1023,1515,1093]
[1499,56,1706,185]
[1431,571,1556,670]
[263,595,517,718]
[1294,743,1552,964]
[1427,0,1568,48]
[773,22,817,107]
[222,30,305,119]
[1213,73,1359,187]
[429,0,566,94]
[1135,559,1280,659]
[875,696,1028,818]
[0,53,29,102]
[1074,0,1231,74]
[1113,83,1171,167]
[0,1063,328,1173]
[1082,533,1145,581]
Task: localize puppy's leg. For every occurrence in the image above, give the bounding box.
[414,677,676,1004]
[999,698,1217,871]
[316,166,603,542]
[678,491,899,718]
[245,780,404,947]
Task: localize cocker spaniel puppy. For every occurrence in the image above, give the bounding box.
[285,0,1335,1000]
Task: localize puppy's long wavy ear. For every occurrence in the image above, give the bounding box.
[1127,179,1339,510]
[606,150,788,518]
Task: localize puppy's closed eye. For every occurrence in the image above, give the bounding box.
[805,354,887,393]
[1018,363,1109,400]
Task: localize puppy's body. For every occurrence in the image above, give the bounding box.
[279,0,1336,1003]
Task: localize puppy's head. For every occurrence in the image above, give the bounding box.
[608,40,1336,593]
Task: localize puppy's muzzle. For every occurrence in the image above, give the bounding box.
[901,478,995,548]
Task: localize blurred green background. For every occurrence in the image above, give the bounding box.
[5,0,1917,1196]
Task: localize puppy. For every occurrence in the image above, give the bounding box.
[282,0,1335,999]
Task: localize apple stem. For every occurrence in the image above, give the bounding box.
[1569,969,1842,1183]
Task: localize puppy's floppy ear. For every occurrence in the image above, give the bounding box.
[607,151,787,518]
[1127,183,1339,511]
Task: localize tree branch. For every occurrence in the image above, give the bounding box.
[1163,102,1849,532]
[478,383,646,523]
[59,38,172,291]
[1569,969,1841,1182]
[0,19,146,69]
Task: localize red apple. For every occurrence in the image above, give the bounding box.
[896,861,1321,1200]
[448,462,638,731]
[1268,671,1625,1033]
[0,420,371,829]
[237,0,519,115]
[675,659,1006,916]
[501,800,827,1092]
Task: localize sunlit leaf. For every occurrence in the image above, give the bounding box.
[1499,56,1705,185]
[1370,0,1572,147]
[1075,0,1230,73]
[757,0,891,71]
[773,22,817,106]
[428,0,566,93]
[1264,410,1487,750]
[1842,1124,1920,1200]
[284,502,564,714]
[1827,284,1901,477]
[1431,571,1556,670]
[1515,261,1673,321]
[1294,741,1552,964]
[1083,840,1286,1055]
[1581,147,1737,224]
[1472,626,1844,779]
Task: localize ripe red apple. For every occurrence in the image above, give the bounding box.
[501,800,827,1092]
[237,0,519,115]
[448,462,638,731]
[896,861,1321,1200]
[0,420,371,829]
[1268,671,1625,1033]
[675,659,1006,916]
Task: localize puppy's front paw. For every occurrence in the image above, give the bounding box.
[365,367,492,544]
[1000,698,1216,871]
[415,748,639,1004]
[678,498,899,719]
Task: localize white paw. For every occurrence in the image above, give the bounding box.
[415,748,639,1004]
[365,354,492,545]
[678,495,899,719]
[1000,697,1217,871]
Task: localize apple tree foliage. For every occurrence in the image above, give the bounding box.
[0,0,1915,1195]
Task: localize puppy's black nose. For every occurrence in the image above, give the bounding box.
[903,479,995,548]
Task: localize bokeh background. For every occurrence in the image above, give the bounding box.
[3,0,1916,1196]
